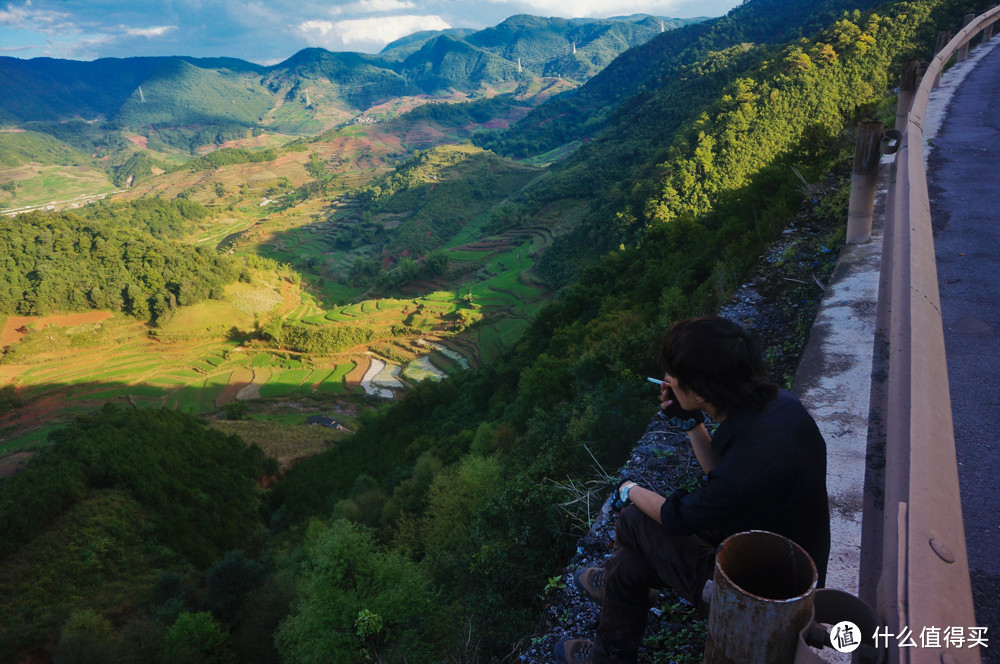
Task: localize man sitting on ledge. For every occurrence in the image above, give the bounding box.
[555,315,830,664]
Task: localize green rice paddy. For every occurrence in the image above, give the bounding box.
[316,362,354,393]
[259,368,313,397]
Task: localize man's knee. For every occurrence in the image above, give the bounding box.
[615,504,651,546]
[606,545,654,593]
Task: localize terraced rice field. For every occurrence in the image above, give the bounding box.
[259,368,313,397]
[316,362,355,393]
[403,356,446,382]
[1,201,555,451]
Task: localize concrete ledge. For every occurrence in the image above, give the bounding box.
[792,162,888,597]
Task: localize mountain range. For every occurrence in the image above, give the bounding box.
[0,14,702,130]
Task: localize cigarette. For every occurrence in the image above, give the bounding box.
[647,377,664,386]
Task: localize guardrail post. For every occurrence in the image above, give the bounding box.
[846,122,884,245]
[895,58,920,130]
[703,531,816,664]
[986,6,998,41]
[957,14,976,61]
[933,31,951,86]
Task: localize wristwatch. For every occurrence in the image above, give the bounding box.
[619,481,637,505]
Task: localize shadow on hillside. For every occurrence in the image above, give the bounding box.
[0,376,364,462]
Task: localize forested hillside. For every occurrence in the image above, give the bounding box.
[115,59,274,129]
[460,14,699,79]
[271,0,987,659]
[0,0,993,662]
[0,205,233,321]
[0,55,267,125]
[0,131,95,169]
[478,0,890,157]
[0,406,275,662]
[476,0,977,285]
[349,144,541,256]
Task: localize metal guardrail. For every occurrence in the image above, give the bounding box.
[864,7,1000,664]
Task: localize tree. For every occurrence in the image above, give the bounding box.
[222,400,247,420]
[417,455,503,588]
[424,249,449,277]
[275,520,448,664]
[162,612,235,664]
[52,610,114,664]
[331,474,387,530]
[203,551,266,627]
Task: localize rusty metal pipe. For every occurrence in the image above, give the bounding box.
[703,531,817,664]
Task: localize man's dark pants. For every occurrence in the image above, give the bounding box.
[593,505,717,664]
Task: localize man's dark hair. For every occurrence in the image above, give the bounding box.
[659,316,778,417]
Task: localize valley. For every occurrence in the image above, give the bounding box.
[0,122,561,459]
[0,2,978,662]
[0,30,604,461]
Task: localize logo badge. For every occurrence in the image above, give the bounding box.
[830,621,861,653]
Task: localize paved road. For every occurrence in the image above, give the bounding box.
[926,40,1000,655]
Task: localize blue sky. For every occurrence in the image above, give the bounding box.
[0,0,744,65]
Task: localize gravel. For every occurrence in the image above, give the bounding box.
[517,415,709,664]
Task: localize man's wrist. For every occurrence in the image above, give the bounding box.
[612,480,638,511]
[670,414,702,431]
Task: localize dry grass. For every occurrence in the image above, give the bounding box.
[230,284,284,315]
[208,418,341,470]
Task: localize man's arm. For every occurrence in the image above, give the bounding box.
[658,380,719,473]
[687,423,719,474]
[624,485,667,524]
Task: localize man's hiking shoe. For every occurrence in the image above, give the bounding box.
[574,567,606,603]
[554,638,594,663]
[574,566,660,605]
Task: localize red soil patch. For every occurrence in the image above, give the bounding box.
[344,356,369,387]
[0,365,23,385]
[399,278,449,295]
[127,135,149,149]
[216,367,253,407]
[0,393,67,435]
[1,311,115,347]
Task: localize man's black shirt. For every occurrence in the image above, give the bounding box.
[659,389,831,586]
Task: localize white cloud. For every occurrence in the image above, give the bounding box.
[125,25,177,38]
[0,1,74,33]
[298,19,336,39]
[338,14,450,45]
[359,0,417,11]
[298,14,449,49]
[325,0,416,17]
[56,32,116,59]
[482,0,684,18]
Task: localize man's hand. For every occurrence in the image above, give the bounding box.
[659,385,705,431]
[610,479,637,512]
